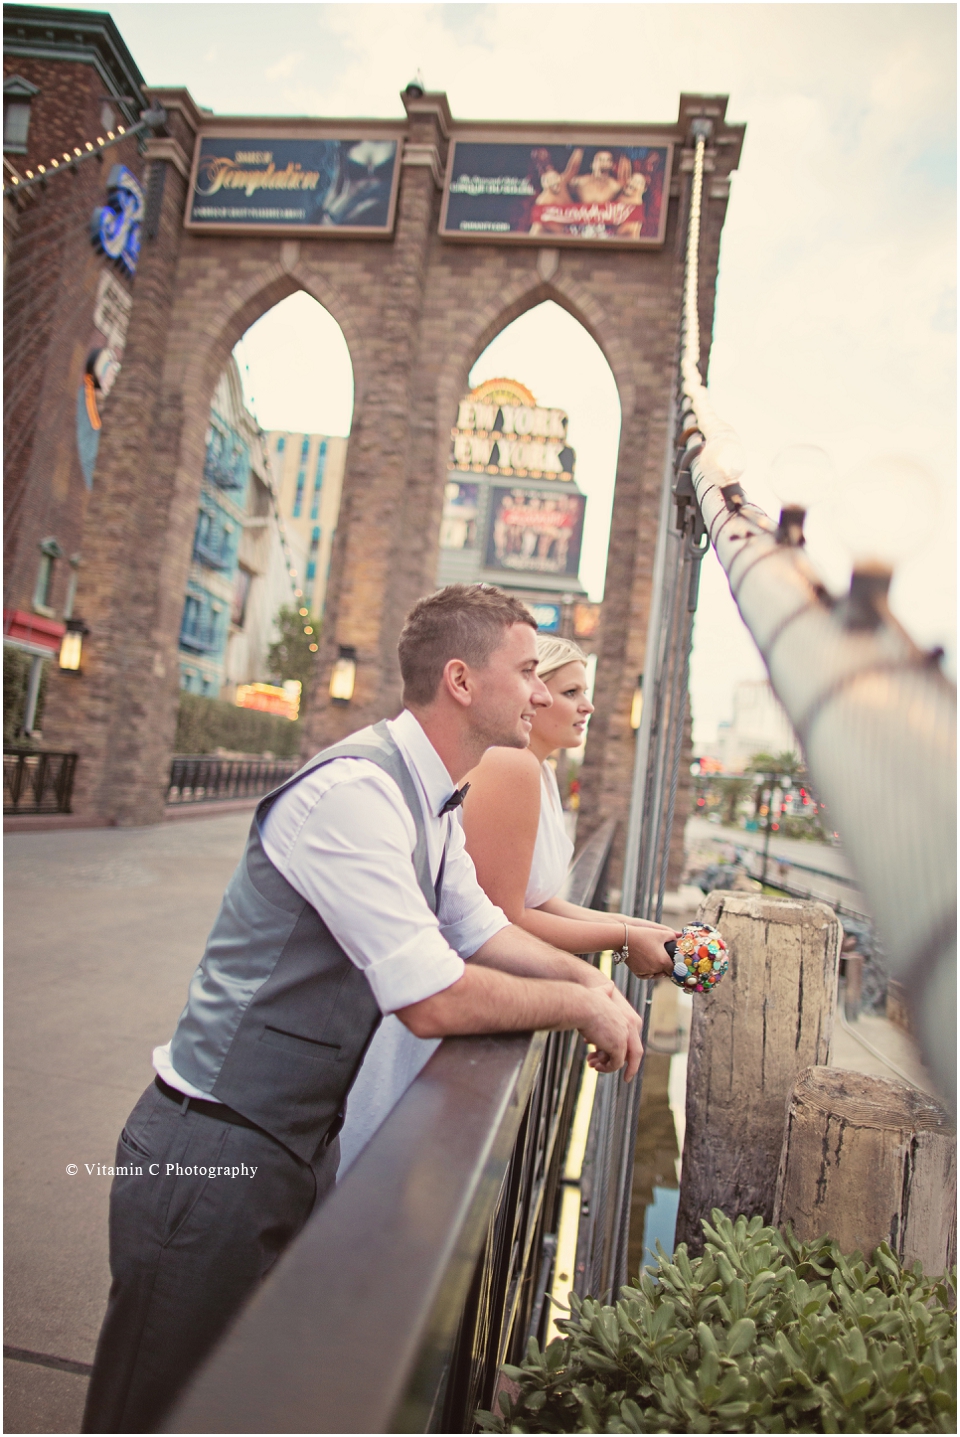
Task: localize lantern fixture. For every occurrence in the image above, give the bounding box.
[59,617,89,671]
[629,674,644,730]
[329,645,357,704]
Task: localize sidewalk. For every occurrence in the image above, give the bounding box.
[4,812,253,1434]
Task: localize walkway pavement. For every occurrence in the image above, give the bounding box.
[4,812,254,1434]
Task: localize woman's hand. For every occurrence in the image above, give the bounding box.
[624,924,680,980]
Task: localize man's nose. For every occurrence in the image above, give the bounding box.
[532,678,552,707]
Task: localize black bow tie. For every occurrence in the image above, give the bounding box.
[439,783,470,816]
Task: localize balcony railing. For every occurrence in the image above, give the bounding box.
[3,748,78,815]
[178,623,221,655]
[164,818,617,1435]
[192,537,234,571]
[167,755,299,806]
[203,451,247,492]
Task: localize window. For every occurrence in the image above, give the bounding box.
[33,537,62,612]
[276,436,286,453]
[293,468,306,517]
[3,76,38,155]
[306,561,316,580]
[310,440,327,520]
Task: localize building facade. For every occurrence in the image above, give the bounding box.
[9,7,742,853]
[3,5,147,727]
[713,679,800,773]
[262,429,346,623]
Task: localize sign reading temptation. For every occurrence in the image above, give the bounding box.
[185,133,402,235]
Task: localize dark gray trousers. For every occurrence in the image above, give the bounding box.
[81,1081,339,1434]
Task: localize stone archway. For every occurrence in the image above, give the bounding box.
[41,85,743,856]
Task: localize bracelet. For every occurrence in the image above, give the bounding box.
[612,922,630,965]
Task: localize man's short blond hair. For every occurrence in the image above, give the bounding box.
[398,584,537,708]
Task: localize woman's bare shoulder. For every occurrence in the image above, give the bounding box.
[467,747,542,791]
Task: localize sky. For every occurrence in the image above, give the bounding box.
[41,1,957,745]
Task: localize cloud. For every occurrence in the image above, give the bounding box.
[265,51,302,82]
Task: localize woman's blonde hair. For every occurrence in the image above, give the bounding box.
[535,634,589,682]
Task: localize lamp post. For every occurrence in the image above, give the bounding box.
[329,645,357,705]
[58,617,89,672]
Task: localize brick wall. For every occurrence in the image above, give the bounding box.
[3,53,143,619]
[34,86,743,840]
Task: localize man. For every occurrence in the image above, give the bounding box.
[82,583,671,1433]
[567,148,631,207]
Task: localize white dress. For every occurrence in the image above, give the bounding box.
[526,761,575,907]
[337,760,574,1177]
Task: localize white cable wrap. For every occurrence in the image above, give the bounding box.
[677,136,956,1103]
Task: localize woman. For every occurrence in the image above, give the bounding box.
[461,635,678,977]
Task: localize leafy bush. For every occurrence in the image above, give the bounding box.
[478,1211,956,1434]
[3,646,46,743]
[174,691,301,758]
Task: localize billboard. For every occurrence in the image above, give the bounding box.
[441,140,672,246]
[485,486,586,578]
[439,480,480,550]
[186,135,401,235]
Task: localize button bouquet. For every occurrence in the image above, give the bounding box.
[665,923,728,992]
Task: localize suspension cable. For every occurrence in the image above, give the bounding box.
[672,133,955,1107]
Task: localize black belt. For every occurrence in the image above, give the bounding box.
[154,1075,265,1131]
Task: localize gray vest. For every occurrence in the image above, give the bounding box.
[168,721,437,1162]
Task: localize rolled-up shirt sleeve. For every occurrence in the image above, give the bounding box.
[266,767,465,1015]
[439,813,509,957]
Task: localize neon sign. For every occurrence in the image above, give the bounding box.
[91,165,143,276]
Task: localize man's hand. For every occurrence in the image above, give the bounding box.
[578,981,643,1082]
[625,924,680,980]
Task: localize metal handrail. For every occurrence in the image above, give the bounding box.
[164,819,616,1435]
[167,755,299,805]
[3,747,78,814]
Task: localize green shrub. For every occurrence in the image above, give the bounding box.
[174,691,301,758]
[3,646,46,744]
[478,1211,956,1434]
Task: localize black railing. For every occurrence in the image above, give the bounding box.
[203,451,247,492]
[164,818,617,1435]
[167,756,299,806]
[3,748,77,814]
[178,623,221,654]
[192,537,233,571]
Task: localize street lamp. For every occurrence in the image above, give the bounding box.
[58,617,89,672]
[329,645,357,704]
[629,674,644,730]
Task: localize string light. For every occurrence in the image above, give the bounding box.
[4,117,146,199]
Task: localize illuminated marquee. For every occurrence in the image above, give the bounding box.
[91,164,143,276]
[449,377,575,481]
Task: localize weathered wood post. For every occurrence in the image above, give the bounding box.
[773,1067,957,1274]
[675,892,840,1252]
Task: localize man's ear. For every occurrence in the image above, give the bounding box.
[440,658,473,708]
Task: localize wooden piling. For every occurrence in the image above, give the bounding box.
[773,1066,957,1275]
[675,892,840,1252]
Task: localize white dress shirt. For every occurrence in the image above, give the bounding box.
[154,710,508,1136]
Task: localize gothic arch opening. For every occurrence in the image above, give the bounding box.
[437,298,621,605]
[177,290,354,704]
